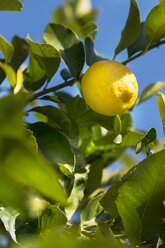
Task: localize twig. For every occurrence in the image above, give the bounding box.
[26,78,75,104]
[122,38,165,65]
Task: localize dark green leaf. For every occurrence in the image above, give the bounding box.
[65,173,87,220]
[60,69,73,81]
[39,95,62,104]
[0,35,14,63]
[43,23,85,79]
[81,193,104,226]
[145,0,165,44]
[85,158,104,196]
[27,34,60,82]
[115,150,165,243]
[127,22,147,57]
[68,95,87,120]
[11,35,29,70]
[115,0,141,56]
[1,139,66,204]
[0,0,22,11]
[77,109,115,130]
[85,36,105,66]
[29,105,79,139]
[30,122,75,177]
[24,53,47,91]
[136,128,156,154]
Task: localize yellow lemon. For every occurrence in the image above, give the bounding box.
[81,60,138,116]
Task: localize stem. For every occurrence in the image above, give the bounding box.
[122,38,165,65]
[26,78,75,104]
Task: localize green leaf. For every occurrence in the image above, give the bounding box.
[1,139,66,205]
[0,172,28,215]
[95,130,144,150]
[157,92,165,123]
[85,158,104,196]
[115,150,165,243]
[127,22,147,57]
[77,109,115,130]
[0,62,16,87]
[0,207,18,243]
[114,115,122,135]
[138,81,165,104]
[136,128,156,154]
[81,193,104,226]
[30,122,75,177]
[115,0,141,56]
[30,105,79,139]
[96,223,116,243]
[43,23,85,79]
[38,205,67,231]
[0,35,14,63]
[68,95,87,120]
[0,0,22,11]
[65,173,87,220]
[80,22,98,40]
[0,94,24,139]
[24,53,47,91]
[39,95,62,104]
[27,34,60,82]
[145,0,165,44]
[84,24,105,66]
[11,35,29,70]
[60,69,73,81]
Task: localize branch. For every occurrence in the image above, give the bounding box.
[26,78,75,104]
[122,38,165,65]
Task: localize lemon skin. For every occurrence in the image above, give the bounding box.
[81,60,138,116]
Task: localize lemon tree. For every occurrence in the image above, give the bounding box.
[0,1,165,248]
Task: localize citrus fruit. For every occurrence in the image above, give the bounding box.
[81,60,138,116]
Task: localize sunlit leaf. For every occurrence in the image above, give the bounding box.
[14,69,24,94]
[65,173,87,220]
[0,62,16,87]
[2,139,66,204]
[138,81,165,104]
[145,0,165,45]
[81,193,104,226]
[24,53,47,91]
[0,35,14,63]
[0,207,18,243]
[27,34,60,82]
[0,0,22,11]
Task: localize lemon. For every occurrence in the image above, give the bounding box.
[81,60,138,116]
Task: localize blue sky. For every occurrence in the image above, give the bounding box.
[0,0,165,139]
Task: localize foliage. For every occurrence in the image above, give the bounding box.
[0,0,165,247]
